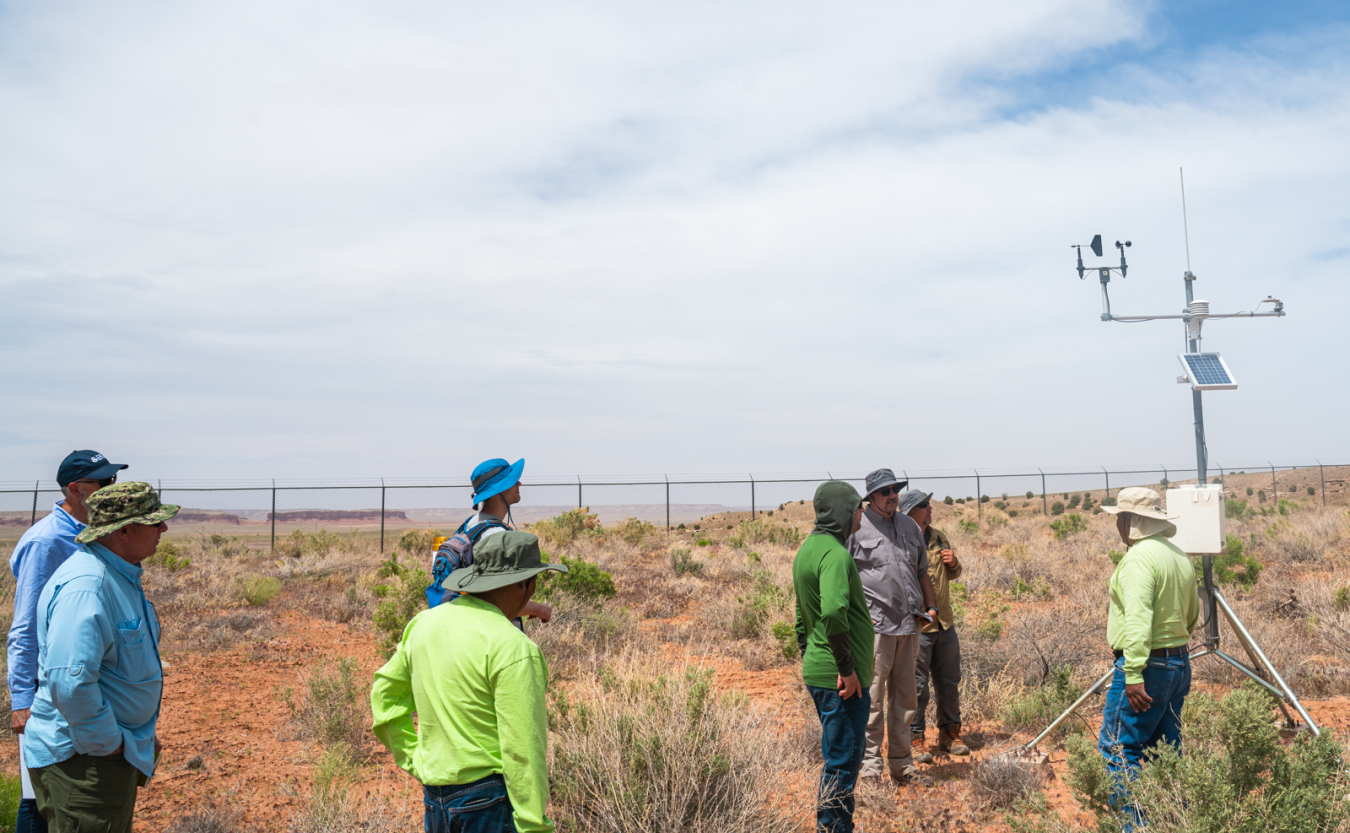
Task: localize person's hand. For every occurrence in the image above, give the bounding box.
[837,673,861,699]
[11,708,30,735]
[941,549,955,567]
[154,737,162,757]
[522,601,553,623]
[1125,682,1153,712]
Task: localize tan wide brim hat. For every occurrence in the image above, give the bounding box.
[1100,487,1177,521]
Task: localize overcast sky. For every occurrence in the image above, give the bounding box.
[3,0,1349,486]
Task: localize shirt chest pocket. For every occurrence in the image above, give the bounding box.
[115,622,157,683]
[854,535,887,568]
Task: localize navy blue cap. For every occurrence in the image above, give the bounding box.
[57,450,128,487]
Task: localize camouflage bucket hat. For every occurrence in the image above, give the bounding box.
[75,481,180,543]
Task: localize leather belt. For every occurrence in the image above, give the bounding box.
[1113,645,1188,659]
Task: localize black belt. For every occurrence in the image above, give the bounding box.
[1113,645,1188,659]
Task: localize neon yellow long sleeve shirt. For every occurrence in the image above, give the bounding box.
[370,594,554,833]
[1106,535,1199,684]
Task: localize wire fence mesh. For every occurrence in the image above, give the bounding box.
[2,460,1347,553]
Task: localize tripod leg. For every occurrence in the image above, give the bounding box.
[1214,589,1320,735]
[1021,667,1115,752]
[1223,622,1299,727]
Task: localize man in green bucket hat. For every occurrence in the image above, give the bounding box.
[372,530,567,833]
[22,482,177,833]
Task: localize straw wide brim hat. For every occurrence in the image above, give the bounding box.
[1100,487,1177,521]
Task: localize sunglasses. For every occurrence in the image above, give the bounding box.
[75,476,117,488]
[872,483,908,498]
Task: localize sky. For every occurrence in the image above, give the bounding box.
[2,0,1349,487]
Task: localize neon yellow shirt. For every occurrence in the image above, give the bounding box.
[370,594,554,833]
[1106,535,1199,685]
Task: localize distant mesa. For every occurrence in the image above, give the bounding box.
[170,510,243,525]
[266,509,409,523]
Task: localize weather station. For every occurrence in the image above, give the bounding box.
[1018,171,1310,759]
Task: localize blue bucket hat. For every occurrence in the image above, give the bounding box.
[471,458,525,507]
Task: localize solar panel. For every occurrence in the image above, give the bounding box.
[1178,353,1237,391]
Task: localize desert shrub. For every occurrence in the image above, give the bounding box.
[1067,684,1349,833]
[995,501,1009,510]
[1049,513,1087,540]
[1226,498,1254,520]
[1050,501,1066,516]
[769,621,799,660]
[726,518,803,550]
[233,574,281,606]
[669,548,703,576]
[531,508,604,550]
[287,746,398,833]
[1067,495,1081,510]
[998,665,1083,741]
[1026,491,1035,500]
[614,516,657,547]
[537,555,617,602]
[1264,509,1345,563]
[730,570,790,640]
[167,800,244,833]
[981,495,991,503]
[275,528,352,559]
[148,541,192,572]
[1258,489,1267,503]
[958,519,979,534]
[1247,486,1255,496]
[549,662,803,833]
[371,552,429,655]
[945,496,955,505]
[283,657,370,761]
[1008,509,1020,517]
[1309,486,1316,496]
[1196,535,1263,589]
[396,528,436,554]
[970,755,1046,809]
[1108,549,1125,566]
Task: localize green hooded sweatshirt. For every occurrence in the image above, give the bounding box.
[792,481,875,689]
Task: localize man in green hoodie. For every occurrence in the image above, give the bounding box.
[793,481,874,833]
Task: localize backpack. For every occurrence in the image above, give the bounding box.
[425,516,508,607]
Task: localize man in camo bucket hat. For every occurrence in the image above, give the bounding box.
[23,482,177,833]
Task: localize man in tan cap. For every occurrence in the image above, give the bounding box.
[1098,487,1198,811]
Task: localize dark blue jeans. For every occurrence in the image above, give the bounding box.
[1098,654,1191,829]
[808,685,871,833]
[423,774,516,833]
[16,798,48,833]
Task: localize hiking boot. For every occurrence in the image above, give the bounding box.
[911,738,935,765]
[938,727,970,756]
[893,766,934,787]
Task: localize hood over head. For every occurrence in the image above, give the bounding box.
[812,480,863,544]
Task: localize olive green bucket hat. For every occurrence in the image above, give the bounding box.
[75,481,180,543]
[448,530,567,594]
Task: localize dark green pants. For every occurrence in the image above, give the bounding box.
[30,754,139,833]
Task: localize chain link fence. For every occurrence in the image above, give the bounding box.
[2,460,1347,553]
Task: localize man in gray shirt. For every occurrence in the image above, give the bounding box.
[849,470,939,785]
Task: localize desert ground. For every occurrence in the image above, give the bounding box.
[2,469,1349,832]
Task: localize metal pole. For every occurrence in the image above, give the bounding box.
[1039,468,1046,515]
[975,469,981,516]
[1217,465,1224,494]
[31,481,39,527]
[665,475,670,535]
[1102,466,1109,505]
[270,480,276,552]
[1213,589,1319,734]
[1319,460,1326,507]
[1269,462,1276,503]
[1192,391,1206,485]
[1022,667,1115,751]
[577,476,582,510]
[750,474,755,520]
[379,479,386,552]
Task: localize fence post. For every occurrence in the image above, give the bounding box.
[665,475,670,535]
[1039,469,1046,515]
[31,481,39,527]
[975,470,981,517]
[1102,466,1110,505]
[380,478,386,553]
[1269,462,1276,502]
[1161,465,1168,488]
[750,474,756,520]
[1216,466,1224,496]
[577,476,582,510]
[270,480,276,552]
[1319,460,1326,507]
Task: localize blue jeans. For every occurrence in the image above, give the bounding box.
[1098,654,1191,829]
[808,685,871,833]
[423,774,516,833]
[16,798,48,833]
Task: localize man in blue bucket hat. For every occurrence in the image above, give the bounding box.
[427,459,552,623]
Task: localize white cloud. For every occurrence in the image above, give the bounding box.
[1,0,1347,484]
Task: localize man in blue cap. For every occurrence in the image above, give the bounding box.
[7,450,127,833]
[446,458,551,622]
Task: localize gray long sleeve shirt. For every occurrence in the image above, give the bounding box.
[847,507,929,636]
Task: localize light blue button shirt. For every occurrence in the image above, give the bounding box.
[7,502,86,711]
[23,541,163,777]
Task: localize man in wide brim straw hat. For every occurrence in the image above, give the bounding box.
[373,531,567,833]
[23,482,177,833]
[1098,487,1199,821]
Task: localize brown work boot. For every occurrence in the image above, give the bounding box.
[938,726,970,756]
[893,766,934,787]
[910,737,935,765]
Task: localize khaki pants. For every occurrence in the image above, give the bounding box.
[862,632,919,777]
[32,753,139,833]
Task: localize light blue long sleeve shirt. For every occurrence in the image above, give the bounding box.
[8,502,85,711]
[22,541,163,777]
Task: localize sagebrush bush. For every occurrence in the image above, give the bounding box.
[726,518,803,550]
[970,755,1046,809]
[371,552,428,655]
[149,541,192,572]
[549,660,804,833]
[233,574,281,606]
[530,508,604,550]
[670,547,703,576]
[614,516,656,547]
[1050,501,1066,516]
[283,657,372,762]
[537,555,616,602]
[1049,513,1087,540]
